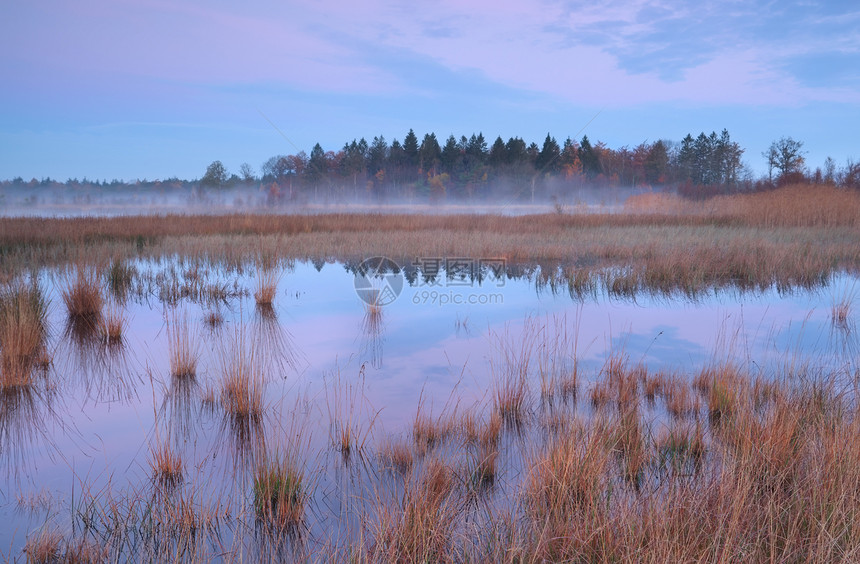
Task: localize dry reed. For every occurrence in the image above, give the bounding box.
[150,442,183,488]
[61,266,103,319]
[254,266,281,306]
[253,456,305,529]
[0,282,49,387]
[167,313,198,378]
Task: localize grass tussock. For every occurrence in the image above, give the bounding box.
[525,422,611,525]
[61,266,103,319]
[379,439,414,475]
[413,408,454,456]
[219,330,264,421]
[371,457,459,562]
[254,266,281,306]
[0,282,49,387]
[23,528,63,563]
[150,442,184,488]
[491,319,540,423]
[253,456,306,529]
[167,313,198,378]
[98,302,125,345]
[831,283,855,329]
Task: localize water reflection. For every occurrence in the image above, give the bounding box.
[359,300,385,369]
[0,379,57,480]
[253,303,300,377]
[59,313,139,405]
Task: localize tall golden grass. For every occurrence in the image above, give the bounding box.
[60,265,103,319]
[167,312,198,378]
[2,185,859,298]
[0,282,49,388]
[25,326,860,562]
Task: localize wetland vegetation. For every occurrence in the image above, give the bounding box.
[1,183,860,562]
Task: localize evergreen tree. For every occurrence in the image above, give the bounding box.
[403,129,419,168]
[488,136,507,168]
[579,135,602,178]
[419,133,441,174]
[536,134,561,173]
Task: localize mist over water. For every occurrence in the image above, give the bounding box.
[0,181,647,218]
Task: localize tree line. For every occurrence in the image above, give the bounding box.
[5,131,859,203]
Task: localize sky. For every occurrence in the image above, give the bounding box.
[1,0,858,182]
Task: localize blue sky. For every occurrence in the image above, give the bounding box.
[1,0,858,181]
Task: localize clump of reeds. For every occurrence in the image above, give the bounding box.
[613,405,648,485]
[525,422,610,524]
[23,528,63,563]
[372,457,458,562]
[655,421,706,474]
[642,370,664,403]
[219,331,264,422]
[203,309,223,328]
[254,458,305,529]
[254,266,281,306]
[0,282,49,387]
[107,259,136,300]
[167,313,198,378]
[63,538,107,564]
[379,439,414,474]
[830,284,855,329]
[490,320,539,424]
[61,266,103,320]
[413,409,453,456]
[150,442,184,488]
[700,364,745,426]
[98,302,126,346]
[471,444,498,488]
[662,374,695,419]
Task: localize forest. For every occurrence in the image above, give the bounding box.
[4,130,859,205]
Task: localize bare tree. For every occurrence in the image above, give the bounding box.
[239,162,255,183]
[763,137,805,181]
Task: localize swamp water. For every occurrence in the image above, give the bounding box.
[1,258,857,560]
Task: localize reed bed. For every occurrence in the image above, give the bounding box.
[17,322,860,562]
[2,186,859,300]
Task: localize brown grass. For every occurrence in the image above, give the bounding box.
[0,282,49,387]
[253,455,305,529]
[219,329,264,421]
[98,302,125,345]
[253,266,281,306]
[371,457,459,562]
[167,313,198,378]
[61,266,103,319]
[150,442,183,488]
[412,408,454,456]
[24,528,63,563]
[3,185,858,298]
[491,319,539,423]
[379,439,414,475]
